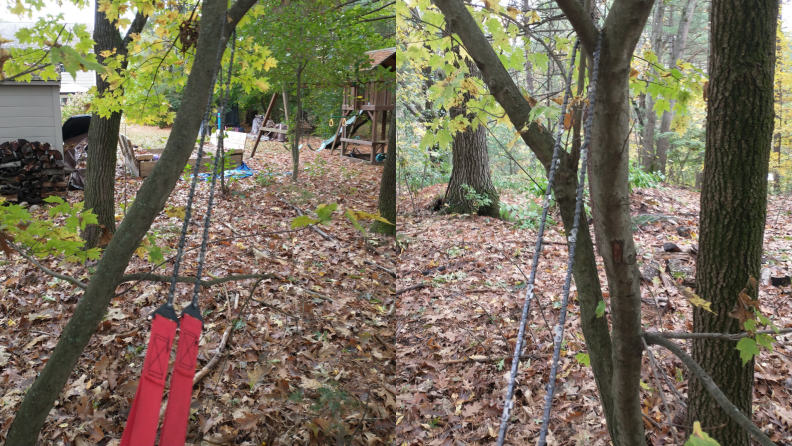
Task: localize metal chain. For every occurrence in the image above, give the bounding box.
[190,30,236,307]
[165,18,227,308]
[537,32,602,446]
[496,39,580,446]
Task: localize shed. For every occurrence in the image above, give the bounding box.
[0,79,64,152]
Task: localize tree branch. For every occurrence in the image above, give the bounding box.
[8,242,88,290]
[122,12,149,49]
[225,0,259,39]
[643,332,776,446]
[656,328,792,341]
[553,0,598,54]
[117,273,275,288]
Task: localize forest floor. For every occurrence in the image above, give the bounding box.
[0,128,396,446]
[396,183,792,445]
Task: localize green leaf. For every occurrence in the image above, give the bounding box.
[595,300,606,318]
[574,353,590,367]
[735,337,759,366]
[756,333,774,352]
[684,421,721,445]
[315,203,337,222]
[291,215,318,229]
[743,319,756,333]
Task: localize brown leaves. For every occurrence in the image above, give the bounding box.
[0,229,14,258]
[729,277,762,329]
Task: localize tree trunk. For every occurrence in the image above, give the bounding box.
[686,1,777,444]
[291,28,303,182]
[372,111,396,236]
[81,8,126,247]
[655,0,698,175]
[641,1,665,173]
[3,0,256,442]
[444,60,499,217]
[444,116,499,217]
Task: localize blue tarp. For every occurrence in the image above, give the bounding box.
[195,162,256,181]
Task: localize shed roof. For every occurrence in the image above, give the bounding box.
[364,47,396,70]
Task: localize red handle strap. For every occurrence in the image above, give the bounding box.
[159,311,203,445]
[120,313,177,446]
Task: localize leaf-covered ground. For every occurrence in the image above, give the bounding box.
[396,184,792,445]
[0,131,395,445]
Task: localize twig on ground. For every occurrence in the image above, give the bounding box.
[117,272,276,289]
[9,242,87,290]
[396,283,428,295]
[642,338,679,444]
[364,260,396,277]
[439,354,534,365]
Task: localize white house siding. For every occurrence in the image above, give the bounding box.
[0,81,64,152]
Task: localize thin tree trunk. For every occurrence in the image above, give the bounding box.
[3,0,255,442]
[686,1,777,444]
[291,27,303,182]
[655,0,698,175]
[641,1,665,173]
[372,111,396,235]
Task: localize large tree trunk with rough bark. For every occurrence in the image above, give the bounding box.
[3,0,256,442]
[444,115,499,217]
[685,1,777,444]
[444,58,499,217]
[372,112,396,235]
[82,9,142,247]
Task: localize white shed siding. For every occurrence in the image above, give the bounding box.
[0,81,63,152]
[61,70,96,91]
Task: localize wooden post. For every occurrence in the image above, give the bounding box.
[380,110,388,155]
[370,108,378,163]
[282,90,290,122]
[250,94,278,158]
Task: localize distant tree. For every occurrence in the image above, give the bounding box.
[372,111,396,235]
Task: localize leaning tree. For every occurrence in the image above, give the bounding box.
[4,0,259,442]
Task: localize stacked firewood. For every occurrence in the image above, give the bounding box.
[0,140,69,204]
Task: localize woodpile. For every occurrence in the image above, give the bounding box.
[0,140,70,204]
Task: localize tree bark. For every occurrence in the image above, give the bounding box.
[3,0,257,442]
[444,59,499,217]
[433,0,615,440]
[686,1,777,444]
[82,10,148,248]
[291,27,303,182]
[372,111,396,235]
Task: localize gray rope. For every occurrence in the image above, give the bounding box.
[191,30,237,306]
[537,32,602,446]
[166,17,227,308]
[496,39,580,446]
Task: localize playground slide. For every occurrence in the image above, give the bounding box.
[318,111,364,151]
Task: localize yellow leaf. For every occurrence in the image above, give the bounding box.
[529,10,541,24]
[676,283,716,314]
[630,67,640,78]
[262,57,278,71]
[165,206,185,219]
[506,6,519,19]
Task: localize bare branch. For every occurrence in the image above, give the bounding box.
[656,328,792,341]
[643,332,776,446]
[117,273,275,288]
[122,12,149,49]
[8,242,88,290]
